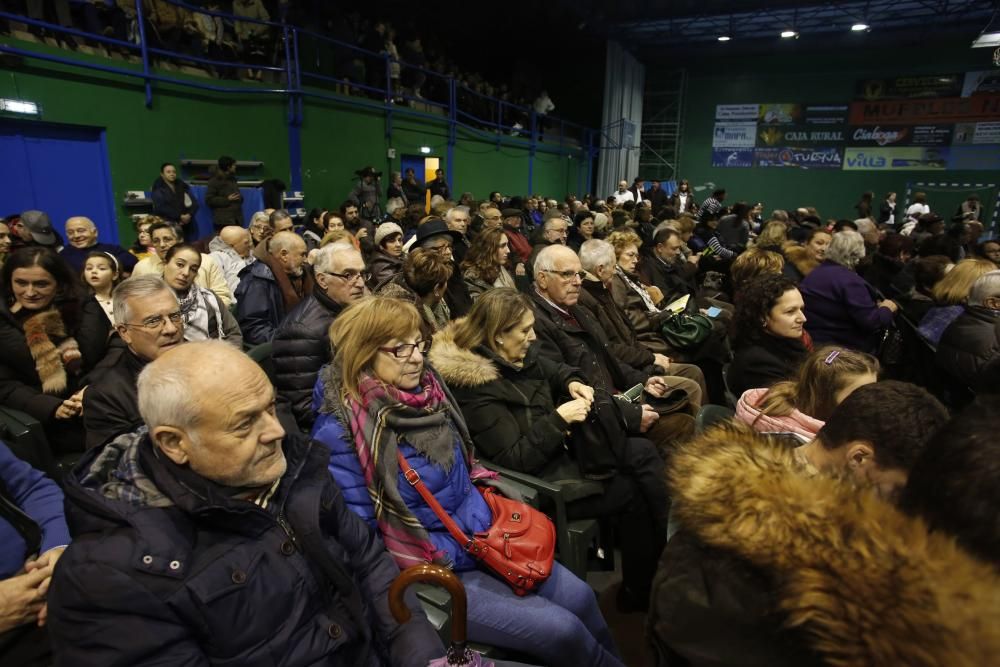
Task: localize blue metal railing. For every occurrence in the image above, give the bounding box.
[0,1,598,195]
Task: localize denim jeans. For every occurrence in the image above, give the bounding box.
[459,563,623,667]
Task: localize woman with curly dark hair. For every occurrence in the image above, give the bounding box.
[727,274,811,396]
[460,226,515,300]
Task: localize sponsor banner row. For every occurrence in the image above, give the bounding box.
[855,71,1000,101]
[715,104,848,125]
[711,145,1000,170]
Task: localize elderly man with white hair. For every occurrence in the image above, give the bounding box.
[235,231,311,346]
[59,216,137,274]
[48,340,444,666]
[936,270,1000,389]
[272,244,368,430]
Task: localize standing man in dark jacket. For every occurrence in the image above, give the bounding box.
[150,162,199,239]
[426,168,450,200]
[235,231,311,346]
[402,168,424,205]
[82,276,185,450]
[272,244,367,430]
[205,155,244,231]
[48,341,444,666]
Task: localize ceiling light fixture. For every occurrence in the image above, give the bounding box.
[972,31,1000,48]
[851,23,869,31]
[780,30,798,38]
[717,35,731,42]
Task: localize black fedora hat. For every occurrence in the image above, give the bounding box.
[414,218,463,244]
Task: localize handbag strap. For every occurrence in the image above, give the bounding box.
[396,451,478,553]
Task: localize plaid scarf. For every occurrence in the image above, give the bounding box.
[338,368,472,569]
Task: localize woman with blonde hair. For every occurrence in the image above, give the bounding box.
[730,247,784,295]
[755,221,788,253]
[735,346,880,439]
[783,228,832,282]
[917,257,996,345]
[310,296,624,667]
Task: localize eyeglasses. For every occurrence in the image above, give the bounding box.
[424,242,453,253]
[542,269,586,282]
[122,311,184,330]
[322,270,371,284]
[378,339,431,359]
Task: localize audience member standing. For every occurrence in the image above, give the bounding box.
[150,162,199,239]
[205,156,244,231]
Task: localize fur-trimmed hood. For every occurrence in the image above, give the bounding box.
[784,243,820,278]
[428,321,500,388]
[670,423,1000,667]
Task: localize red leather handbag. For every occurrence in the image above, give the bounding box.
[398,452,556,596]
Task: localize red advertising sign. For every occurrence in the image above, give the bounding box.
[849,95,1000,125]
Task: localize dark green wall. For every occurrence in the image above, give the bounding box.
[669,42,999,223]
[0,39,587,243]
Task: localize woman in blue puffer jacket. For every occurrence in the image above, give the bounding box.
[311,296,623,667]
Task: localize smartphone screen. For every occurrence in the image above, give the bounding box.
[706,306,722,318]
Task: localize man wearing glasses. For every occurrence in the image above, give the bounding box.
[82,276,186,449]
[272,245,369,430]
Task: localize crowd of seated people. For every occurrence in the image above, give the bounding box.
[2,172,1000,666]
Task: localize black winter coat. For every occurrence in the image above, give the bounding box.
[272,288,344,430]
[81,337,145,450]
[935,305,1000,390]
[641,254,697,305]
[577,278,657,372]
[0,300,109,444]
[48,432,443,666]
[430,326,582,477]
[234,261,285,346]
[727,334,808,397]
[205,171,244,228]
[528,290,646,433]
[150,176,199,223]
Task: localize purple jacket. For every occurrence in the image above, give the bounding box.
[799,261,894,352]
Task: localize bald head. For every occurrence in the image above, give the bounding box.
[220,226,252,258]
[65,216,98,249]
[270,231,308,276]
[139,341,261,431]
[138,340,286,488]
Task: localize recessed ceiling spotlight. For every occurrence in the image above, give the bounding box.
[851,23,869,31]
[718,35,731,42]
[780,30,798,38]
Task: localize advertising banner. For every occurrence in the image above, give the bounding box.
[712,122,757,148]
[848,95,1000,125]
[855,74,963,100]
[947,145,1000,171]
[842,147,949,171]
[711,149,754,168]
[848,125,953,146]
[758,104,802,124]
[757,125,846,146]
[754,147,843,169]
[962,71,1000,97]
[804,105,849,125]
[953,121,1000,144]
[715,104,759,121]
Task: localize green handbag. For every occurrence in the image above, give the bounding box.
[660,311,713,350]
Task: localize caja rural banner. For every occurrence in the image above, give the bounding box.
[757,126,846,146]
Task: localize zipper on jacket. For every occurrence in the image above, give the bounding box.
[277,512,299,550]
